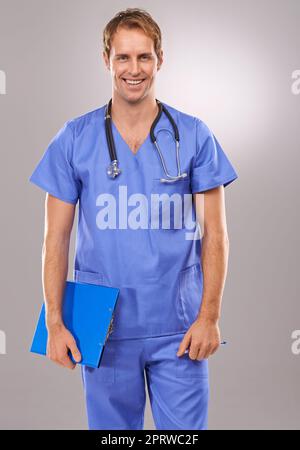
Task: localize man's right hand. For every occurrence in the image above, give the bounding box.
[46,323,82,369]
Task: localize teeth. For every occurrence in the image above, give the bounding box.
[124,79,144,85]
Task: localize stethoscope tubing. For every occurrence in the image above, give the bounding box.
[104,98,187,182]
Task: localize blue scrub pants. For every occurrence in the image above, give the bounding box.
[81,332,209,430]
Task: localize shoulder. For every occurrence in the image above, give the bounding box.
[46,105,105,160]
[160,100,211,136]
[64,105,106,138]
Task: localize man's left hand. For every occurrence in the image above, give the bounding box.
[176,318,221,360]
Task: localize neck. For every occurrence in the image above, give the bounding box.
[110,94,158,129]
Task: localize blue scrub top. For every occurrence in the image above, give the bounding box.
[29,101,238,340]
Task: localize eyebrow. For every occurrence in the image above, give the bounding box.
[114,52,153,57]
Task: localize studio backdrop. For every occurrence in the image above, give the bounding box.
[0,0,299,429]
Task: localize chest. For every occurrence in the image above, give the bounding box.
[112,121,150,155]
[75,119,197,195]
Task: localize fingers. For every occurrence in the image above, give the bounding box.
[180,336,220,360]
[196,341,220,360]
[66,335,82,363]
[189,340,202,359]
[176,333,220,359]
[46,330,81,369]
[176,331,221,361]
[176,332,191,357]
[46,346,76,369]
[59,353,76,370]
[196,343,211,360]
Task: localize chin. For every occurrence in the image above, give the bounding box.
[123,92,145,102]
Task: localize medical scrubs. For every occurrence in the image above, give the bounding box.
[29,100,238,430]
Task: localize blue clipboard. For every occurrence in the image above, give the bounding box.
[30,280,120,368]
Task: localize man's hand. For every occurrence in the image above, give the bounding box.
[46,323,82,369]
[176,318,221,360]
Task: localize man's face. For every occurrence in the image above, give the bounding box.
[103,26,163,104]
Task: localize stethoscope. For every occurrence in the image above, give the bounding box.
[105,98,188,183]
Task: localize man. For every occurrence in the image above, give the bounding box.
[29,8,238,430]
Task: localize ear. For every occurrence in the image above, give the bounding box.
[102,51,110,70]
[157,49,164,71]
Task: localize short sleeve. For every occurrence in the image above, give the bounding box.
[191,119,238,193]
[29,121,80,204]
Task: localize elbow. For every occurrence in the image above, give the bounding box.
[42,231,70,253]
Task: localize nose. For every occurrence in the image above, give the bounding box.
[128,58,141,76]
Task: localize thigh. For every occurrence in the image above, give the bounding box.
[145,333,210,430]
[81,337,147,430]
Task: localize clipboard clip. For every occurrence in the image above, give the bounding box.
[105,314,115,342]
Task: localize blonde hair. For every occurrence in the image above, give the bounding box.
[103,8,162,59]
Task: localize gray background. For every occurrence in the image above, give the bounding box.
[0,0,299,429]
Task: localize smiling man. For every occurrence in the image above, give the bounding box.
[29,8,238,430]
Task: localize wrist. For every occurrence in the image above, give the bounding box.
[196,314,220,325]
[45,311,64,329]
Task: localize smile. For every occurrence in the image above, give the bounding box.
[122,79,145,86]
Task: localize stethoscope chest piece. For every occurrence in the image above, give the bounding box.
[107,160,121,179]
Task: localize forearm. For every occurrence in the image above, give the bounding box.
[197,232,229,323]
[42,232,70,329]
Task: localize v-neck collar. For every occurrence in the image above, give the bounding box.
[111,119,150,158]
